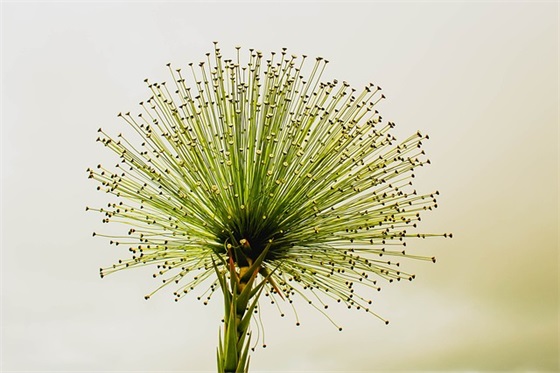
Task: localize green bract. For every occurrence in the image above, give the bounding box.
[88,43,450,371]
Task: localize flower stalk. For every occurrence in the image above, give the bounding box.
[215,240,273,372]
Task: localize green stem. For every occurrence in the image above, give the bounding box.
[221,266,252,373]
[214,241,273,373]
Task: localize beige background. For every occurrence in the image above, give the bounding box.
[2,1,558,372]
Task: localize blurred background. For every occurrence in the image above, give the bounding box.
[2,1,557,372]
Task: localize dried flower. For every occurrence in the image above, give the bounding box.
[87,42,450,371]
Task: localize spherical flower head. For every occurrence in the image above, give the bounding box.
[88,43,451,325]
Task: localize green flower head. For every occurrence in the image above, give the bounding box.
[88,42,450,328]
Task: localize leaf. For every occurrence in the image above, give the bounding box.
[236,332,251,373]
[223,293,239,372]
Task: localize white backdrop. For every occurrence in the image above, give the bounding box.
[2,1,558,372]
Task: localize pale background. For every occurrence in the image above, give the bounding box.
[1,1,558,372]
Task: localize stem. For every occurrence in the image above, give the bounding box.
[220,265,252,373]
[214,241,273,373]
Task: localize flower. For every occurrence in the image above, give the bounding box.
[87,42,450,329]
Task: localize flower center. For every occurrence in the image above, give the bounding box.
[216,211,289,263]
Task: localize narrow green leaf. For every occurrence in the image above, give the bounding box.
[217,329,224,373]
[212,257,231,317]
[236,332,251,373]
[223,297,239,372]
